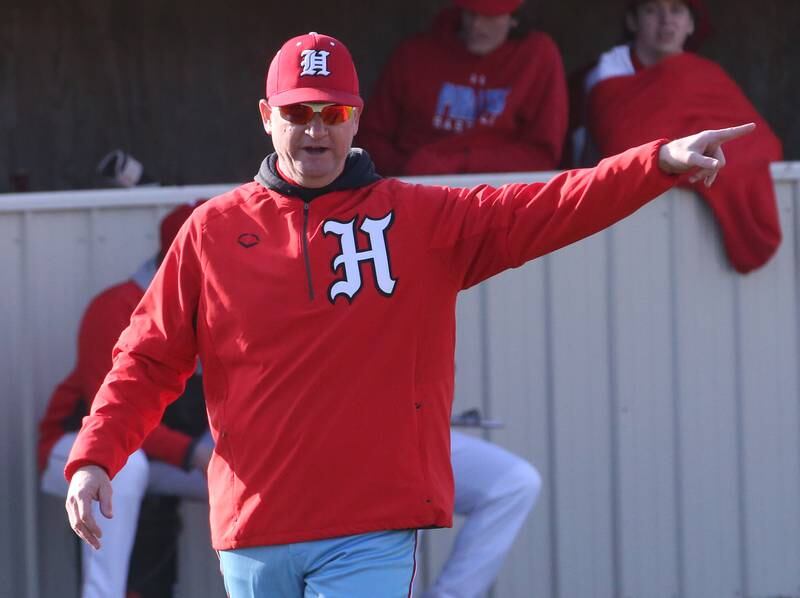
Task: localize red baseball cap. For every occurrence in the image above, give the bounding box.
[266,32,363,109]
[160,200,206,256]
[454,0,523,16]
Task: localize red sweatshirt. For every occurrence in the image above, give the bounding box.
[67,141,675,550]
[358,7,568,176]
[37,281,195,472]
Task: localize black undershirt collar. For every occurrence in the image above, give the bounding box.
[255,148,381,203]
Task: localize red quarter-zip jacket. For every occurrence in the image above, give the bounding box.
[67,141,675,550]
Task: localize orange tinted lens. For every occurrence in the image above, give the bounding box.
[320,105,354,125]
[279,104,314,124]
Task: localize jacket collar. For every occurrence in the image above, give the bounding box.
[255,148,381,203]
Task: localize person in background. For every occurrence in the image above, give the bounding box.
[358,0,568,176]
[569,0,782,274]
[418,428,541,598]
[38,202,210,598]
[62,30,751,598]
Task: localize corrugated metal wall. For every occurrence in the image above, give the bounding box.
[2,167,800,598]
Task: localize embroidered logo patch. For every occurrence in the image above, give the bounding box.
[237,233,260,248]
[300,50,330,77]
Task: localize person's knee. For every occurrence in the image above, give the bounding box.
[508,461,542,510]
[112,450,150,498]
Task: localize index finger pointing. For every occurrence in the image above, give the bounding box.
[708,122,756,144]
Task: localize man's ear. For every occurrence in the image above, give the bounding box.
[352,108,361,137]
[259,100,273,135]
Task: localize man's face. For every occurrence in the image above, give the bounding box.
[628,0,695,62]
[460,10,517,56]
[259,101,360,189]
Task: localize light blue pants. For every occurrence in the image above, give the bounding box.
[218,530,417,598]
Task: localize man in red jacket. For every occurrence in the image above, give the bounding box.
[358,0,568,176]
[64,31,752,598]
[39,203,210,598]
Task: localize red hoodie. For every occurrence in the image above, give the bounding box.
[358,7,568,176]
[66,142,675,550]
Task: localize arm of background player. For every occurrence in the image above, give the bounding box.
[38,370,84,471]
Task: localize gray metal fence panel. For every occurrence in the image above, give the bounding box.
[738,185,800,597]
[485,257,553,598]
[609,199,679,598]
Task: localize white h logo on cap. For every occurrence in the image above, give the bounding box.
[300,50,330,77]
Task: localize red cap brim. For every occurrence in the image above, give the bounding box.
[268,88,363,109]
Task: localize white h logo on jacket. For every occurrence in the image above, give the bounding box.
[323,213,397,303]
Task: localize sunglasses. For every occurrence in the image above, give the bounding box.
[277,103,356,126]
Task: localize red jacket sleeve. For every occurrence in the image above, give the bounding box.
[66,218,203,480]
[38,370,84,471]
[410,140,677,288]
[77,283,194,469]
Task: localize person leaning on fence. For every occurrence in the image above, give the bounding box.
[568,0,783,274]
[38,203,212,598]
[357,0,568,176]
[62,30,754,598]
